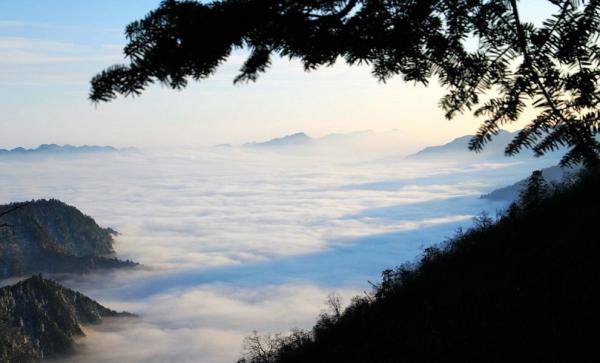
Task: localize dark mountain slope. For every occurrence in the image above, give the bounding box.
[482,164,581,201]
[239,169,600,362]
[0,199,136,278]
[0,275,133,362]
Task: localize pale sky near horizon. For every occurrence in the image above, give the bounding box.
[0,0,554,149]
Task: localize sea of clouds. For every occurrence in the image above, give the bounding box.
[0,146,562,362]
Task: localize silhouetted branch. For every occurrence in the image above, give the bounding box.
[306,0,358,20]
[90,0,600,166]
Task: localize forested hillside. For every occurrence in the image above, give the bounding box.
[0,275,134,362]
[238,168,600,362]
[0,199,136,277]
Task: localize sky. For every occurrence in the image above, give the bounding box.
[0,3,565,361]
[0,0,555,149]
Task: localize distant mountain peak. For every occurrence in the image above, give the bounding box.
[280,132,311,141]
[244,132,314,148]
[290,132,308,137]
[0,144,134,157]
[406,130,524,160]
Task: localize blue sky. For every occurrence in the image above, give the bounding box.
[0,1,159,42]
[0,0,553,148]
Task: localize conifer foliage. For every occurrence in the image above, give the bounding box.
[90,0,600,165]
[519,170,549,210]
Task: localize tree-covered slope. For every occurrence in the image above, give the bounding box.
[0,199,137,278]
[0,275,134,362]
[481,164,581,201]
[239,169,600,362]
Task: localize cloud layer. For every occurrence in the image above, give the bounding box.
[55,283,357,363]
[0,147,561,362]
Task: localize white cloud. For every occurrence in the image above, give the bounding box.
[0,36,121,64]
[58,283,358,363]
[0,148,555,362]
[0,36,74,50]
[0,149,530,271]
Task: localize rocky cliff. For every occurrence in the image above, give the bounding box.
[0,275,134,362]
[0,199,137,278]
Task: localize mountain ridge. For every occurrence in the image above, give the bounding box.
[404,129,593,161]
[243,132,314,148]
[406,130,519,159]
[0,199,137,278]
[0,275,134,361]
[482,164,581,201]
[0,144,136,157]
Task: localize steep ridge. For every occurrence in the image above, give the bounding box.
[0,275,134,361]
[0,199,137,278]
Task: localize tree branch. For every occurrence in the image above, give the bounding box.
[306,0,358,20]
[509,0,596,165]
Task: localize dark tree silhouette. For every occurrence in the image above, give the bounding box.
[90,0,600,166]
[519,169,550,209]
[234,168,600,363]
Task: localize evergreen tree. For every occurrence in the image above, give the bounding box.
[519,169,549,209]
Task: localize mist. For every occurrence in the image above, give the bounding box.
[1,143,563,363]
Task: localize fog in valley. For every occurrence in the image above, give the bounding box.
[0,137,563,363]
